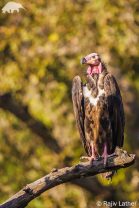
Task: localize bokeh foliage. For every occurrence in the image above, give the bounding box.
[0,0,139,207]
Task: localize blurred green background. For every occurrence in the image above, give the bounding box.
[0,0,139,207]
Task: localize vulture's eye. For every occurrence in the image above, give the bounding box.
[92,55,96,59]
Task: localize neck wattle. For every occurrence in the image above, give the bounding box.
[87,62,103,75]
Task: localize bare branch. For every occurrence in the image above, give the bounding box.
[0,150,135,208]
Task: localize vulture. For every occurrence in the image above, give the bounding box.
[72,53,125,173]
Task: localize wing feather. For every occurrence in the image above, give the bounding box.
[104,74,125,151]
[72,76,89,154]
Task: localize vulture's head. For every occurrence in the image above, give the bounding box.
[81,53,103,75]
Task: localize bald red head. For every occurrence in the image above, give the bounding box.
[81,53,103,75]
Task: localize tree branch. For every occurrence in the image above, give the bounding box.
[0,150,135,208]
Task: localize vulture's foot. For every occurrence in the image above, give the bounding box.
[107,152,117,158]
[80,156,96,163]
[101,143,117,166]
[102,143,108,166]
[102,152,117,166]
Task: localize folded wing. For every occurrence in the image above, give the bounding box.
[104,74,125,151]
[72,76,90,155]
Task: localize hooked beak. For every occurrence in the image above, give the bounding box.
[81,56,100,65]
[81,57,87,65]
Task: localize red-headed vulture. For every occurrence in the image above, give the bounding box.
[72,53,125,170]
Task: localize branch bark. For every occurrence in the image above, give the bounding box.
[0,150,135,208]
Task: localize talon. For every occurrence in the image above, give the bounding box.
[80,156,89,160]
[108,152,117,158]
[80,156,95,163]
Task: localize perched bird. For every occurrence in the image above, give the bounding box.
[72,53,125,175]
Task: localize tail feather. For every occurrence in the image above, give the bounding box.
[101,170,116,180]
